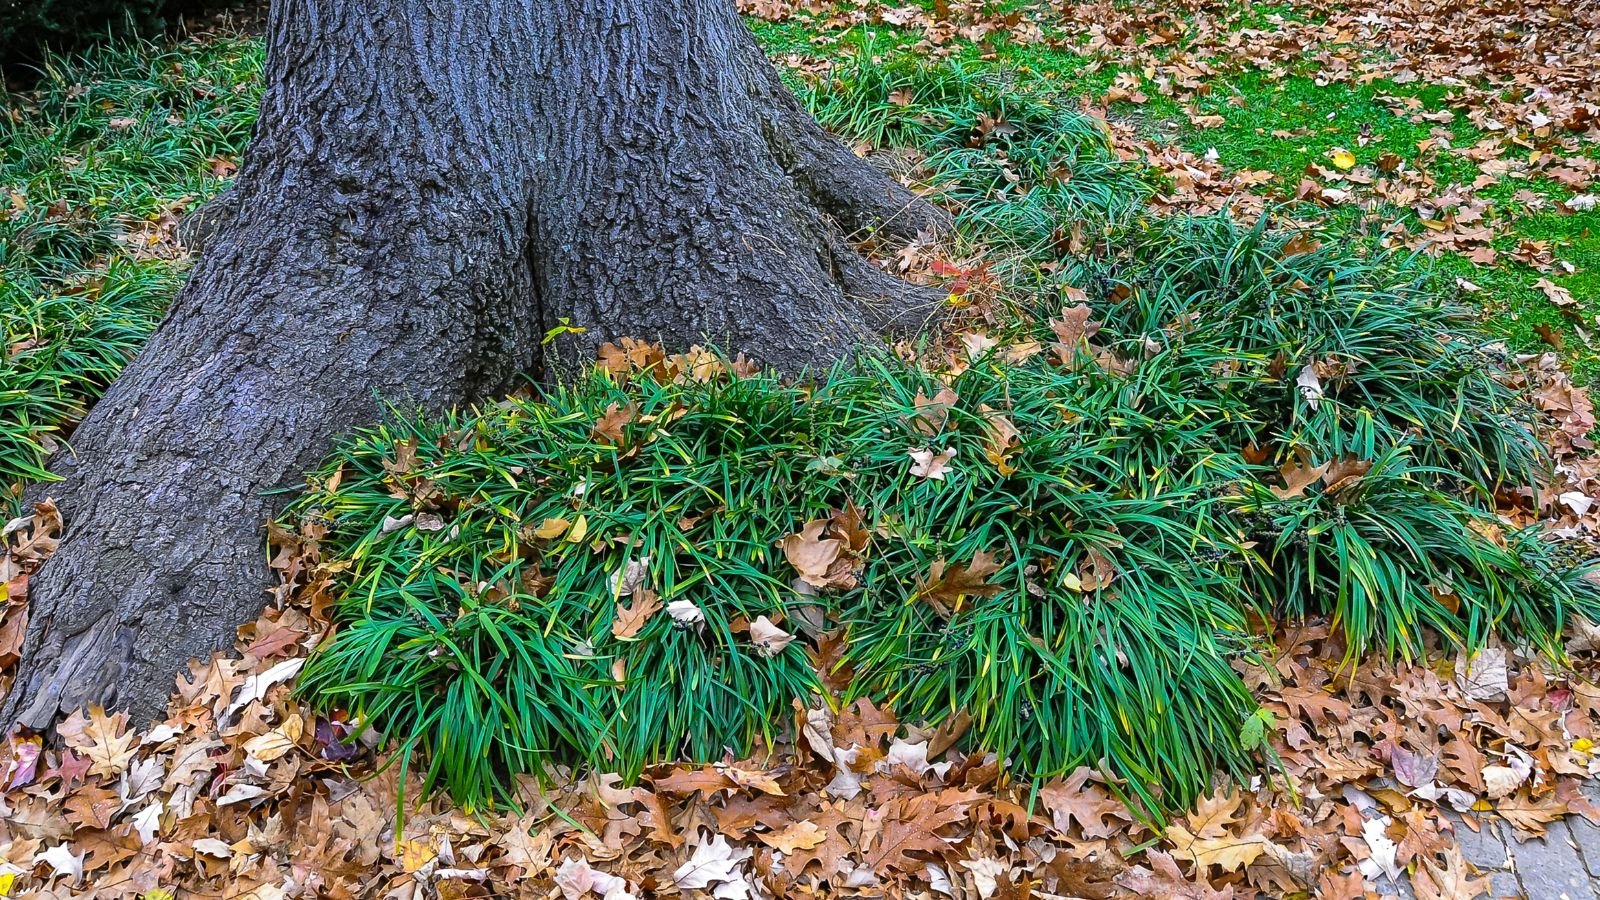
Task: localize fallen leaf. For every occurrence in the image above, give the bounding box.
[749,616,794,657]
[908,447,958,480]
[918,551,1004,617]
[612,589,662,641]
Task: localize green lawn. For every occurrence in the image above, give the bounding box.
[751,7,1600,377]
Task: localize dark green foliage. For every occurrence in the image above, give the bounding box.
[1229,448,1595,658]
[1042,213,1592,660]
[1068,214,1539,494]
[293,208,1600,815]
[0,35,260,487]
[292,350,1275,815]
[295,373,845,807]
[799,43,1150,256]
[827,356,1264,814]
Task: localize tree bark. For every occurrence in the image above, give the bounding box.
[3,0,947,729]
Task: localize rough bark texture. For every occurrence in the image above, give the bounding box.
[3,0,947,729]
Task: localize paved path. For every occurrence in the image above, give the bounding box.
[1450,813,1598,900]
[1375,784,1600,899]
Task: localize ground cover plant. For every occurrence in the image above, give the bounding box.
[290,203,1600,815]
[0,33,259,488]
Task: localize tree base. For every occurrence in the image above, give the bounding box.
[3,0,952,730]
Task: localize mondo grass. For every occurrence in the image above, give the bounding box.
[294,351,1272,815]
[798,42,1150,258]
[1064,213,1542,495]
[293,211,1600,816]
[1044,212,1595,658]
[1230,447,1598,658]
[0,34,260,487]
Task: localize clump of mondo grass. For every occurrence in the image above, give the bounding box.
[292,345,1275,814]
[801,37,1060,150]
[294,362,836,807]
[291,215,1600,817]
[798,41,1151,257]
[1043,211,1598,658]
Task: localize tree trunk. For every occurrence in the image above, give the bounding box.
[3,0,947,730]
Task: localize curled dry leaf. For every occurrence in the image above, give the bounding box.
[1535,277,1576,307]
[979,403,1021,475]
[609,556,651,598]
[592,401,637,446]
[1454,648,1508,701]
[666,599,704,628]
[779,503,868,590]
[1295,364,1324,410]
[1321,456,1373,495]
[908,447,958,480]
[749,615,794,657]
[673,831,753,892]
[1069,548,1117,592]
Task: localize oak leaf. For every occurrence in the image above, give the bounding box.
[592,401,637,446]
[757,821,829,854]
[1049,304,1100,365]
[918,551,1003,618]
[612,589,661,641]
[67,706,137,779]
[780,520,846,588]
[1114,851,1234,899]
[1039,767,1133,839]
[862,792,971,874]
[910,386,958,436]
[1164,822,1271,873]
[908,447,958,480]
[1413,847,1492,900]
[1270,456,1329,500]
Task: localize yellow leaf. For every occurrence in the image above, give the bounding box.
[758,820,829,853]
[242,728,297,763]
[1164,823,1271,872]
[532,517,570,539]
[400,839,437,874]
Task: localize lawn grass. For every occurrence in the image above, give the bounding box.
[753,9,1600,379]
[1117,67,1600,377]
